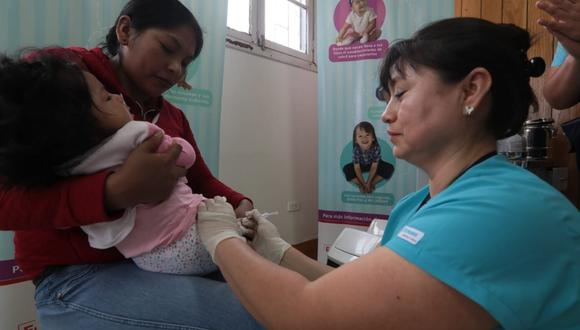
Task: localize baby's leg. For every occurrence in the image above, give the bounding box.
[132,224,217,275]
[360,34,369,44]
[338,36,354,46]
[368,28,382,42]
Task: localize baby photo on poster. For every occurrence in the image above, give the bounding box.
[329,0,389,62]
[342,121,394,194]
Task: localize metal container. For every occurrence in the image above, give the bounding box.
[523,118,555,160]
[497,133,525,160]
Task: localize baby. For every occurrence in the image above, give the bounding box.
[336,0,382,46]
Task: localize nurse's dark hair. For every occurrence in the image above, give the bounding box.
[380,17,544,139]
[103,0,204,59]
[0,51,109,187]
[353,121,379,148]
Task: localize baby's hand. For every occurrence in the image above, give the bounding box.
[177,79,192,90]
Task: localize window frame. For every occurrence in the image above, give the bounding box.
[226,0,317,72]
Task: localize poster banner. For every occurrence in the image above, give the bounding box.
[0,1,227,326]
[317,0,453,261]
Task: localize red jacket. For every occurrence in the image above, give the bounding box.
[0,47,248,279]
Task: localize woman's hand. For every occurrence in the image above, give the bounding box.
[537,0,580,58]
[104,132,187,212]
[537,0,580,42]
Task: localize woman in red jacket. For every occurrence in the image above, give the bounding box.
[0,0,260,329]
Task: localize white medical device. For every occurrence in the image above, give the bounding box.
[326,219,387,267]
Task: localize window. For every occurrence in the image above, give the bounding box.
[226,0,316,71]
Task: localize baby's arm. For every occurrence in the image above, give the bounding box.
[336,23,352,42]
[147,123,196,169]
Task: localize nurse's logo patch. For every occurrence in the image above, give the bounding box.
[397,225,424,245]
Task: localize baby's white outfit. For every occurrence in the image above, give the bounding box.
[337,7,377,46]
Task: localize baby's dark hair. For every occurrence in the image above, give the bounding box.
[352,121,378,148]
[0,52,110,187]
[349,0,368,6]
[380,17,543,139]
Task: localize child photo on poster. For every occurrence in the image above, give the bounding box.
[330,0,389,62]
[342,121,394,194]
[335,0,382,46]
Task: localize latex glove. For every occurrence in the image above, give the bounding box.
[238,211,278,241]
[239,216,257,241]
[245,209,291,264]
[197,196,244,261]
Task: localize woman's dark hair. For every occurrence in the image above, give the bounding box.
[103,0,204,60]
[380,17,544,139]
[353,121,379,148]
[0,53,110,187]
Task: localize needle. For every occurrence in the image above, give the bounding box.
[237,211,279,222]
[260,211,279,219]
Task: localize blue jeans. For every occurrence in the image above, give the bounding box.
[34,260,264,329]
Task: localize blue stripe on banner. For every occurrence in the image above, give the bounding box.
[102,0,114,47]
[0,1,17,50]
[35,1,46,46]
[81,0,88,46]
[59,0,68,44]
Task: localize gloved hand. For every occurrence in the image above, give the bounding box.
[197,196,244,261]
[238,216,257,241]
[244,209,291,264]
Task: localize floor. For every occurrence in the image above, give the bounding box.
[292,239,318,260]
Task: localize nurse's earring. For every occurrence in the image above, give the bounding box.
[463,105,475,116]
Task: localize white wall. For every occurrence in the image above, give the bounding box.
[219,49,318,244]
[0,281,38,329]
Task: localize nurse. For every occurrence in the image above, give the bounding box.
[197,17,580,329]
